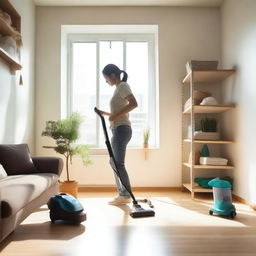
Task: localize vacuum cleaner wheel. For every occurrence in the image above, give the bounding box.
[50,210,86,225]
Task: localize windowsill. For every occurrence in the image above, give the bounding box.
[89,147,159,156]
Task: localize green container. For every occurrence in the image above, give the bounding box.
[201,144,210,157]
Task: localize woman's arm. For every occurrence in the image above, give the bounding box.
[109,94,138,121]
[98,110,111,116]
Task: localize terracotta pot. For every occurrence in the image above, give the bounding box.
[143,143,149,149]
[59,180,78,198]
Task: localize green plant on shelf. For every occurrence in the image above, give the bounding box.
[201,118,217,132]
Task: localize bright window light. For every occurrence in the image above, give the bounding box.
[63,25,158,148]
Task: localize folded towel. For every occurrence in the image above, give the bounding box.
[200,157,228,165]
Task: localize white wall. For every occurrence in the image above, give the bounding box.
[221,0,256,205]
[0,0,35,151]
[36,6,221,186]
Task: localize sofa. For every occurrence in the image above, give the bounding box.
[0,144,63,242]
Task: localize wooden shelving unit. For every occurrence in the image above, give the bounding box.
[0,0,22,74]
[181,68,235,198]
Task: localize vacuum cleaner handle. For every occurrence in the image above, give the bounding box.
[94,107,103,118]
[94,107,113,158]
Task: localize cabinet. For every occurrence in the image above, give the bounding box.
[181,69,235,198]
[0,0,22,74]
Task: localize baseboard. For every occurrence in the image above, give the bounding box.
[232,194,256,211]
[78,185,181,192]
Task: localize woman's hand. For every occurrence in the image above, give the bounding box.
[109,114,116,121]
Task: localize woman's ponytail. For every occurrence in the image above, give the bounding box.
[121,70,128,82]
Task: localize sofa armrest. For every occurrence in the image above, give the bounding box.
[32,157,63,176]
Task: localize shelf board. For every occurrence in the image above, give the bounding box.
[183,163,234,169]
[182,69,235,84]
[183,105,235,114]
[183,183,212,193]
[183,139,234,144]
[0,47,22,73]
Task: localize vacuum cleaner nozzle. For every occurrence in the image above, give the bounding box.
[130,204,155,218]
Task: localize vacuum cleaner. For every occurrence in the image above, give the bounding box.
[94,107,155,218]
[208,177,236,219]
[47,193,87,224]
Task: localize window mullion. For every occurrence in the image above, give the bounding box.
[96,40,100,147]
[68,40,73,117]
[123,40,126,70]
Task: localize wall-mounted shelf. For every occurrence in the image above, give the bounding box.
[0,0,22,74]
[0,17,22,45]
[0,47,21,73]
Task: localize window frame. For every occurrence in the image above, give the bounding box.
[61,26,159,149]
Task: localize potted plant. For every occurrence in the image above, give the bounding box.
[143,128,150,159]
[41,112,92,198]
[197,117,220,140]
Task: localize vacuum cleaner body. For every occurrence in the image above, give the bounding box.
[208,178,236,219]
[47,193,86,224]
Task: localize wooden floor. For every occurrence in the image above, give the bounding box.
[1,190,256,256]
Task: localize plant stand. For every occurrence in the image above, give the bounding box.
[59,180,78,198]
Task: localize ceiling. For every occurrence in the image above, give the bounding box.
[33,0,223,7]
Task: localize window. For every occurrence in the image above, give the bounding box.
[62,25,158,148]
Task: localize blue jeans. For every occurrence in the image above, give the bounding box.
[111,125,132,197]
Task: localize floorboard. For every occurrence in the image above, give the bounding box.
[1,191,256,256]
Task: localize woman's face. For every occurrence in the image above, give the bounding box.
[104,73,116,86]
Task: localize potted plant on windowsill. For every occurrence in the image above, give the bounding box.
[42,112,92,198]
[143,128,150,160]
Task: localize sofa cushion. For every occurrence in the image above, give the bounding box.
[0,173,59,218]
[0,144,38,175]
[0,164,7,179]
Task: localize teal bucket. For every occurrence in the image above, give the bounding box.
[208,177,236,219]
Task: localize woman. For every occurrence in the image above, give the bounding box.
[99,64,138,205]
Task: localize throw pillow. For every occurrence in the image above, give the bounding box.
[0,144,38,175]
[0,164,7,179]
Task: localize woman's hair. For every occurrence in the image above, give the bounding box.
[102,64,128,82]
